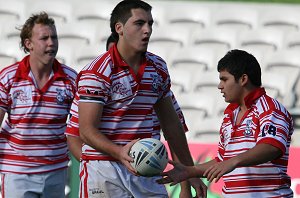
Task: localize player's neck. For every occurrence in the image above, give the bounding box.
[117,45,144,75]
[29,56,53,89]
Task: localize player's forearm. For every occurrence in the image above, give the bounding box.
[230,143,282,167]
[164,123,194,166]
[193,159,218,178]
[80,126,122,159]
[67,136,83,161]
[169,145,193,191]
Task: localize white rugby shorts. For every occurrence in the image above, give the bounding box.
[79,160,168,198]
[1,168,67,198]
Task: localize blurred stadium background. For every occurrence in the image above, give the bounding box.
[1,0,300,197]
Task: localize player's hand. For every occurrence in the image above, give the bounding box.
[156,160,191,185]
[203,159,237,183]
[179,182,193,198]
[157,160,207,198]
[187,177,207,198]
[119,139,139,175]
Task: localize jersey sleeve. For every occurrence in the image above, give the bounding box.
[0,71,9,112]
[257,109,293,155]
[65,93,79,137]
[77,71,110,104]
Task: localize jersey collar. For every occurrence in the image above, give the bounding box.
[225,87,266,113]
[15,55,67,80]
[109,43,148,68]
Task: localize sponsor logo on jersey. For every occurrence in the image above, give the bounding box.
[13,89,31,103]
[111,82,131,96]
[111,78,132,100]
[86,89,100,95]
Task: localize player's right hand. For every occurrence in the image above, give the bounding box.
[119,139,139,175]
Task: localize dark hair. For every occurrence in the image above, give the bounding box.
[106,34,118,50]
[217,49,262,87]
[20,12,55,53]
[110,0,152,40]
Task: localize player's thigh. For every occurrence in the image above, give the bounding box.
[1,173,40,198]
[80,160,133,198]
[42,168,67,198]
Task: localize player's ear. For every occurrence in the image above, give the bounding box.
[115,22,123,36]
[240,74,248,86]
[24,38,33,51]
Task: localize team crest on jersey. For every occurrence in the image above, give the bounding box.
[12,89,32,104]
[244,119,253,137]
[151,74,167,94]
[56,88,68,104]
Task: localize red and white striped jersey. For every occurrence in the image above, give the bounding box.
[217,88,293,197]
[65,91,188,139]
[76,44,178,161]
[0,55,77,174]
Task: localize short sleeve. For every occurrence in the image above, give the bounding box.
[257,109,292,155]
[77,71,110,104]
[65,94,79,137]
[0,80,9,112]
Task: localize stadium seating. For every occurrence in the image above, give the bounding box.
[73,44,107,71]
[26,0,73,25]
[165,4,211,34]
[0,39,25,69]
[73,1,114,24]
[169,46,221,71]
[169,69,193,93]
[0,0,26,24]
[190,27,238,52]
[237,29,286,52]
[56,22,99,49]
[212,7,259,32]
[259,6,300,33]
[150,25,192,50]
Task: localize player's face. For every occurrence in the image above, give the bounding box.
[119,8,153,53]
[25,24,58,65]
[218,70,243,104]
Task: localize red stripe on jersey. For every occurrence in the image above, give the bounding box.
[225,177,291,188]
[0,133,66,145]
[0,154,68,164]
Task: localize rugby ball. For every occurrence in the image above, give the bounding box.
[129,138,168,177]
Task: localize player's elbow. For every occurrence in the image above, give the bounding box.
[79,126,90,143]
[162,121,185,140]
